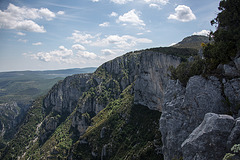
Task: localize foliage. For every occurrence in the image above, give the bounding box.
[203,0,240,72]
[223,144,240,160]
[169,56,205,86]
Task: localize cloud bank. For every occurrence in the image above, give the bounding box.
[0,3,63,32]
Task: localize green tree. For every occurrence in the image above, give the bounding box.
[204,0,240,72]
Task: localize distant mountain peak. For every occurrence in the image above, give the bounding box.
[172,35,209,50]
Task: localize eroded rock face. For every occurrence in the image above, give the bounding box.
[224,78,240,117]
[0,102,20,138]
[160,76,228,160]
[227,117,240,150]
[134,51,180,111]
[181,113,235,160]
[40,74,92,142]
[99,51,181,111]
[43,74,91,114]
[72,51,181,135]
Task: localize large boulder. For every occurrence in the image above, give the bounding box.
[181,113,235,160]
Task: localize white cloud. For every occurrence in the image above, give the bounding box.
[72,44,86,50]
[57,11,65,15]
[145,0,169,5]
[32,42,42,46]
[135,38,152,43]
[192,30,210,36]
[109,12,118,17]
[0,3,62,33]
[149,4,161,10]
[17,32,26,36]
[137,33,144,35]
[118,9,145,26]
[38,8,56,21]
[168,5,196,22]
[99,22,109,27]
[18,39,28,43]
[169,42,177,46]
[92,0,99,2]
[77,51,97,59]
[110,0,133,4]
[68,30,96,44]
[101,49,116,55]
[31,46,74,63]
[91,34,152,49]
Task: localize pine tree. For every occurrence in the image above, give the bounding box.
[204,0,240,71]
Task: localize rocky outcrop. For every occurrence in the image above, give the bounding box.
[181,113,235,160]
[160,76,228,160]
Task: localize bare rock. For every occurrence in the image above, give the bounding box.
[181,113,235,160]
[160,76,228,160]
[134,52,180,111]
[224,78,240,117]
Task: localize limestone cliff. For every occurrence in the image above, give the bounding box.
[71,49,181,138]
[160,63,240,159]
[40,74,92,143]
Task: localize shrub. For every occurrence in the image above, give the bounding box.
[169,56,205,86]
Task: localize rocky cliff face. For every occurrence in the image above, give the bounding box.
[134,51,180,111]
[160,61,240,160]
[71,50,181,137]
[40,74,92,143]
[0,102,20,138]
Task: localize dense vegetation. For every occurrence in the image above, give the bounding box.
[204,0,240,71]
[73,85,163,160]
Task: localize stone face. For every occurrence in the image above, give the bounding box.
[160,76,228,160]
[181,113,235,160]
[43,74,91,115]
[224,78,240,117]
[0,102,21,138]
[234,57,240,70]
[40,74,91,142]
[227,118,240,150]
[223,64,240,77]
[134,51,180,111]
[101,50,181,111]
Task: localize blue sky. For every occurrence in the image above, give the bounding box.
[0,0,220,72]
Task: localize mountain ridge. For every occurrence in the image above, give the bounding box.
[2,35,239,160]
